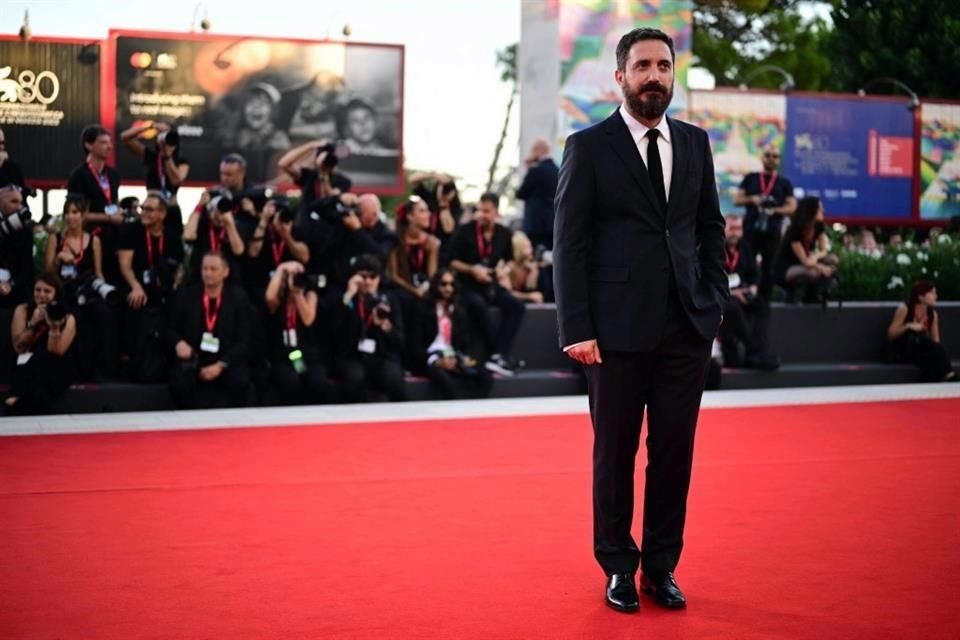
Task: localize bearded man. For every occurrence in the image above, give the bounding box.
[553,28,727,613]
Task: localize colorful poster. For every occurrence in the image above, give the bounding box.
[0,37,101,185]
[919,102,960,220]
[687,89,786,215]
[108,31,403,192]
[557,0,693,147]
[783,96,914,220]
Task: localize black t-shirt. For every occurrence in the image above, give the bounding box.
[246,225,310,296]
[296,168,352,219]
[119,225,185,303]
[67,161,123,283]
[266,297,322,362]
[143,146,188,196]
[188,214,250,285]
[0,159,28,193]
[0,224,34,309]
[739,172,794,233]
[447,221,514,292]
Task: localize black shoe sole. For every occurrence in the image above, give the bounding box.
[605,598,639,613]
[640,584,687,609]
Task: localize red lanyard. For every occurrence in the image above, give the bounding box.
[758,171,777,198]
[270,229,286,267]
[87,161,112,204]
[202,294,221,333]
[407,242,425,273]
[476,224,493,261]
[209,224,226,253]
[285,303,298,330]
[356,297,375,327]
[724,247,740,273]
[145,230,164,269]
[59,233,85,265]
[429,211,439,235]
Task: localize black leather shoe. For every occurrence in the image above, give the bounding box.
[640,571,686,608]
[605,573,639,612]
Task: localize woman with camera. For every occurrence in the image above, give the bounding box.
[410,269,492,400]
[264,260,330,405]
[121,121,190,237]
[5,272,77,415]
[887,280,956,382]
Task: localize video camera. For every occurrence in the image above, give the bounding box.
[0,204,32,238]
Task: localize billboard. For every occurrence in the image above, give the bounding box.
[105,30,404,192]
[0,36,101,185]
[557,0,693,146]
[783,95,915,221]
[688,90,786,215]
[919,102,960,220]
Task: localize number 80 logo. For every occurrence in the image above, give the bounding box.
[0,66,61,105]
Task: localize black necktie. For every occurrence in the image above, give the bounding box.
[646,129,667,211]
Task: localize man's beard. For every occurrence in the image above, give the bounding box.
[623,80,673,121]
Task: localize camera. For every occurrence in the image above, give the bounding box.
[317,141,348,169]
[206,187,235,215]
[373,303,392,321]
[75,276,120,306]
[291,272,319,289]
[157,127,179,148]
[243,186,275,213]
[0,205,32,238]
[45,300,67,323]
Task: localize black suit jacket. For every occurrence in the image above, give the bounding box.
[553,111,728,352]
[517,158,559,236]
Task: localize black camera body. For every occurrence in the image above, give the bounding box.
[206,187,236,215]
[0,205,32,238]
[157,128,179,148]
[45,300,67,323]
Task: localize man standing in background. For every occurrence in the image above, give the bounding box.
[517,138,559,251]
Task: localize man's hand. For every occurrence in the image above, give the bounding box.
[731,288,748,305]
[906,321,926,333]
[240,197,257,217]
[199,362,225,382]
[0,150,8,167]
[221,211,236,228]
[471,264,493,284]
[342,212,362,231]
[566,339,602,366]
[0,282,11,297]
[175,340,193,361]
[437,355,458,371]
[345,273,364,300]
[127,285,148,310]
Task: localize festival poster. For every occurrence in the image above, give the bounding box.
[557,0,693,148]
[919,102,960,221]
[687,89,786,215]
[783,96,914,220]
[0,37,101,185]
[107,31,403,192]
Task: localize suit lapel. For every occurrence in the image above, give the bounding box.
[666,116,690,224]
[602,111,665,218]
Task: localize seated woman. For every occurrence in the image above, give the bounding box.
[387,196,439,300]
[5,272,77,415]
[410,269,492,400]
[773,196,838,303]
[887,280,956,382]
[264,260,331,405]
[500,231,545,304]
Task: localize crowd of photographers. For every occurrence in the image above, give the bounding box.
[0,124,556,415]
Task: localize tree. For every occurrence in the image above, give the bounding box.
[825,0,960,99]
[486,43,517,195]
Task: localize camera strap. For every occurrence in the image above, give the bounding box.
[87,161,112,204]
[209,224,226,253]
[270,229,286,266]
[475,224,493,261]
[758,171,777,199]
[202,294,221,333]
[356,297,376,329]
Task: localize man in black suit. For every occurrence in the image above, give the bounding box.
[553,28,727,613]
[517,138,559,251]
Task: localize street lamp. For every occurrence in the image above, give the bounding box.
[190,3,211,32]
[857,77,920,111]
[18,10,31,42]
[738,65,795,92]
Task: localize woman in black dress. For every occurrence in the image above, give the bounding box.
[887,280,956,382]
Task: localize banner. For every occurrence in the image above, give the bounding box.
[557,0,693,147]
[688,89,786,215]
[107,31,403,192]
[783,96,914,220]
[0,37,101,185]
[919,102,960,220]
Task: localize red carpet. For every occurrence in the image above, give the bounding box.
[2,398,959,639]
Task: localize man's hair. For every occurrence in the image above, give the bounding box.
[724,212,744,221]
[143,191,168,211]
[616,28,675,71]
[34,271,65,300]
[220,153,247,170]
[479,192,500,209]
[350,253,383,276]
[80,124,110,153]
[202,251,229,268]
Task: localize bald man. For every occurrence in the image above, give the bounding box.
[733,144,796,297]
[517,138,559,250]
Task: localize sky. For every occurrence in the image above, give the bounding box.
[2,0,522,196]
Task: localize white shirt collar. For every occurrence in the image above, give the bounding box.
[619,104,671,146]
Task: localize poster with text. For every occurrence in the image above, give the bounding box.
[0,37,101,185]
[919,102,960,220]
[108,31,403,192]
[687,89,786,215]
[784,96,914,220]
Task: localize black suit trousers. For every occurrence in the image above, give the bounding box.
[585,288,712,576]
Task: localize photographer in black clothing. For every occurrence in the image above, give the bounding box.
[719,214,778,370]
[734,145,797,298]
[332,254,407,403]
[120,121,190,238]
[0,184,35,383]
[117,193,185,382]
[448,192,525,376]
[5,272,77,415]
[278,139,352,221]
[410,269,492,400]
[168,252,251,409]
[246,196,311,297]
[0,127,29,194]
[410,171,461,263]
[264,260,331,405]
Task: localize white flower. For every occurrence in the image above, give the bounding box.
[939,234,953,244]
[917,251,928,261]
[887,275,905,290]
[922,267,928,274]
[904,240,915,249]
[896,253,912,266]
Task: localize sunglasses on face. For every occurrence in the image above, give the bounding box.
[764,153,780,159]
[439,281,455,287]
[359,272,379,280]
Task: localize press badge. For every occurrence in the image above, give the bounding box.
[200,332,221,353]
[357,338,377,354]
[17,352,33,366]
[284,328,298,348]
[105,204,119,216]
[728,272,742,289]
[143,270,152,285]
[269,270,276,280]
[0,268,12,282]
[288,349,306,374]
[60,264,77,279]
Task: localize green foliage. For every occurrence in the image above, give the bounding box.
[834,234,960,301]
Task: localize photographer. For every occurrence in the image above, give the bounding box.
[448,192,524,377]
[278,139,352,220]
[4,272,76,415]
[120,121,190,237]
[410,269,492,400]
[718,214,778,370]
[247,196,311,296]
[117,193,185,382]
[0,126,29,193]
[0,184,35,383]
[309,192,397,288]
[167,252,251,409]
[264,260,331,405]
[43,193,117,380]
[332,254,407,403]
[734,145,797,298]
